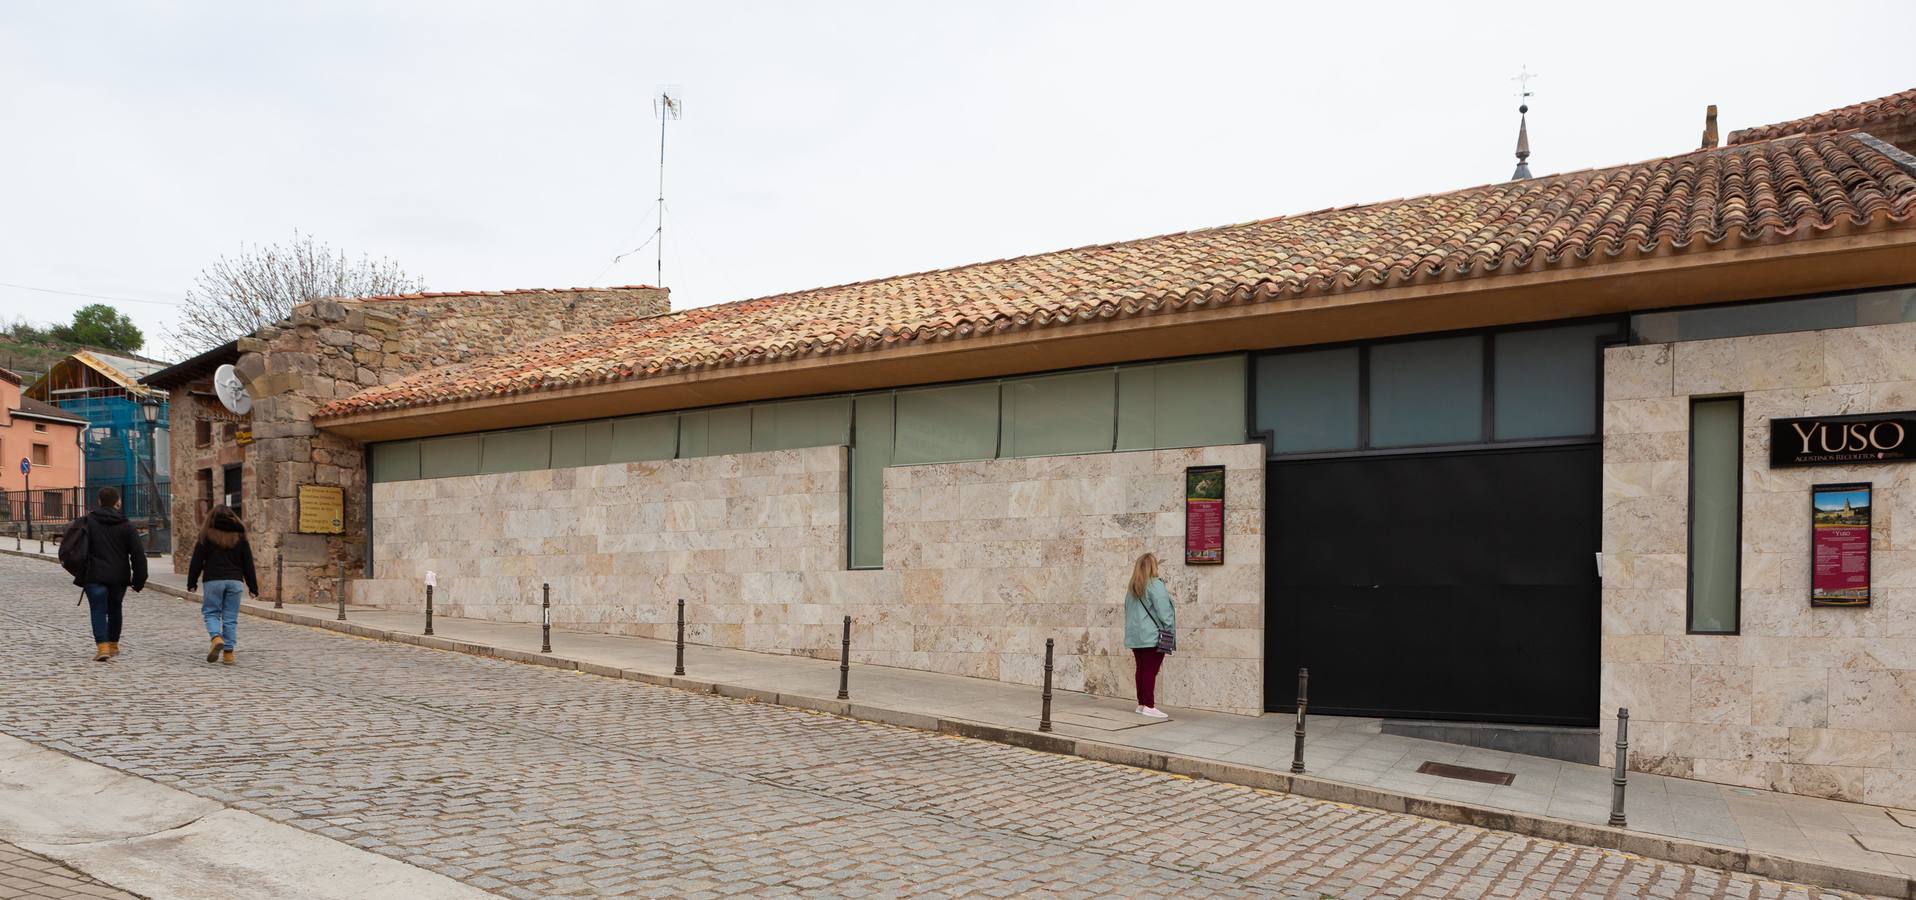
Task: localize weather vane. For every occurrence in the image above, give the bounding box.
[1512,66,1536,111]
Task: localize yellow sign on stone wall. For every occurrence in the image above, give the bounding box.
[297,484,346,534]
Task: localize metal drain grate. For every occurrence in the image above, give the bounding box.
[1416,761,1516,786]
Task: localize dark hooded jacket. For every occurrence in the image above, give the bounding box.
[187,510,258,594]
[75,506,147,590]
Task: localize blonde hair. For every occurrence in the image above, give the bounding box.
[1127,553,1159,602]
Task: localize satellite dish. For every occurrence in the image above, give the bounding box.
[214,364,253,415]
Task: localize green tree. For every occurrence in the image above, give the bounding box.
[51,304,145,352]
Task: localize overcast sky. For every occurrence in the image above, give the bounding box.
[3,1,1912,361]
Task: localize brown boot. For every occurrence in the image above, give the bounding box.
[106,641,120,658]
[94,643,111,662]
[206,635,224,663]
[220,650,236,666]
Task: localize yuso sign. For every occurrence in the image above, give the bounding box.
[1770,412,1915,468]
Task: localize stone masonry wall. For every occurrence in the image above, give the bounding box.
[358,442,1265,714]
[196,287,668,603]
[164,386,247,575]
[1602,321,1916,806]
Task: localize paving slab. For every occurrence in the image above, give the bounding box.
[0,733,493,900]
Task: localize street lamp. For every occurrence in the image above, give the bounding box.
[139,396,160,545]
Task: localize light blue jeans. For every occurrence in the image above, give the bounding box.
[201,580,245,652]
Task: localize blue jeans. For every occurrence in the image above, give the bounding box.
[201,580,244,652]
[82,583,126,643]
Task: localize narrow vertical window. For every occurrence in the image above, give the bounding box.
[1688,397,1742,633]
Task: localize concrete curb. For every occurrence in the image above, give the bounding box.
[12,551,1908,899]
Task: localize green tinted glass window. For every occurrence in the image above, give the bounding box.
[1494,324,1618,440]
[480,428,551,474]
[894,382,1000,465]
[1151,356,1245,449]
[752,397,852,451]
[418,435,481,479]
[1256,348,1359,453]
[609,415,677,462]
[850,393,894,568]
[1369,336,1483,448]
[370,441,420,483]
[1001,369,1114,458]
[1688,397,1742,633]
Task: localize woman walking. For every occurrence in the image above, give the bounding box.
[186,506,257,666]
[1123,552,1176,719]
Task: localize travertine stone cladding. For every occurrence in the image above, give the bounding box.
[360,442,1264,714]
[1601,320,1916,806]
[364,447,854,652]
[882,445,1264,714]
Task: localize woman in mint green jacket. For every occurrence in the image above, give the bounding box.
[1123,553,1175,719]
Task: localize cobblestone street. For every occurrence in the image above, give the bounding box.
[0,556,1866,898]
[0,841,134,899]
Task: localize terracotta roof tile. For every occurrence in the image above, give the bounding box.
[1729,88,1916,145]
[342,285,656,304]
[317,132,1916,419]
[13,396,86,424]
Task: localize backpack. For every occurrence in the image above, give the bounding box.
[58,516,91,580]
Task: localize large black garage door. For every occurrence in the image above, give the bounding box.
[1265,445,1599,726]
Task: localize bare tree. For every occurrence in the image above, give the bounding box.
[168,231,425,351]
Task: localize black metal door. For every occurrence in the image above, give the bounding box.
[1266,445,1599,725]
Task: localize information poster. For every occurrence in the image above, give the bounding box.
[1184,465,1225,565]
[1811,482,1871,607]
[297,484,346,535]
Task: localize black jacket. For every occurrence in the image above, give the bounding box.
[76,508,147,590]
[187,521,258,594]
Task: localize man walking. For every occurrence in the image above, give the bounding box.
[72,487,146,662]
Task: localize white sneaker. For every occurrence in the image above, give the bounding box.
[1139,706,1170,719]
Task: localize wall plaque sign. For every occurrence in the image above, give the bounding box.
[1771,412,1915,467]
[1811,482,1871,607]
[297,484,346,535]
[1184,465,1225,565]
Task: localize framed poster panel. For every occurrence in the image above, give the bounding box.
[1184,465,1225,565]
[1810,481,1871,607]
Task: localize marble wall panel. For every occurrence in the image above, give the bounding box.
[363,442,1265,714]
[1601,320,1916,803]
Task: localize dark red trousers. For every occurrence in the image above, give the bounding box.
[1133,648,1164,708]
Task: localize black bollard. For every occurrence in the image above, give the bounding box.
[424,584,434,636]
[335,562,347,621]
[1609,708,1630,827]
[541,583,552,653]
[673,598,686,676]
[1291,667,1309,774]
[837,615,852,700]
[273,555,284,610]
[1039,638,1055,732]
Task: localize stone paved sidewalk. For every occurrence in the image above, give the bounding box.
[0,842,135,900]
[0,552,1868,898]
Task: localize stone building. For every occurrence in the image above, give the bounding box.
[148,85,1916,806]
[142,286,669,601]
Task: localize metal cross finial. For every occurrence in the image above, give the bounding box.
[1511,66,1537,110]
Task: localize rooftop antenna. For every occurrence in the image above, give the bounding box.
[1510,66,1535,180]
[652,87,683,288]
